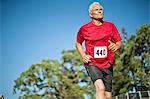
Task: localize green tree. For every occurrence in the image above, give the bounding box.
[113,24,150,96]
[13,50,95,99]
[13,24,150,98]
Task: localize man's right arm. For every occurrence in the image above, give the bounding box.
[76,42,85,57]
[76,42,93,63]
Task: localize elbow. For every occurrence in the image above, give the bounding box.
[75,42,82,49]
[75,42,79,49]
[75,42,78,49]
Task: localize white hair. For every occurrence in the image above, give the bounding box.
[88,2,103,14]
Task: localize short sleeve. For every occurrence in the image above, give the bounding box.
[76,27,84,44]
[112,23,122,42]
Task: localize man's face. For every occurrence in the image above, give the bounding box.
[90,4,103,19]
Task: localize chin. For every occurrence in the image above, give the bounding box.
[99,16,103,19]
[92,16,103,20]
[97,16,103,19]
[97,17,103,20]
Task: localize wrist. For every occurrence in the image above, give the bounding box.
[116,44,120,50]
[81,53,86,58]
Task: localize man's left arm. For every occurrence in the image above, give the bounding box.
[108,23,123,52]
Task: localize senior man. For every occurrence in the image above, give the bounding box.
[76,2,122,99]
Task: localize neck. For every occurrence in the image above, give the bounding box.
[92,19,103,26]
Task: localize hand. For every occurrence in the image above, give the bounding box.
[81,54,93,63]
[108,40,118,52]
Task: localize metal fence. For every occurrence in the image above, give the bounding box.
[113,91,150,99]
[0,91,150,99]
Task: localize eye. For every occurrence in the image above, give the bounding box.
[95,9,103,11]
[95,9,99,11]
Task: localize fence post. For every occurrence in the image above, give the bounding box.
[115,96,118,99]
[126,92,129,99]
[148,90,150,98]
[138,91,142,99]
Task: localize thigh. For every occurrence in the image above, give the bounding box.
[102,66,113,92]
[85,65,104,83]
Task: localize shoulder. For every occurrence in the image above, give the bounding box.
[80,21,92,30]
[103,21,115,26]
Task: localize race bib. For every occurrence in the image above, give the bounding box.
[94,46,107,58]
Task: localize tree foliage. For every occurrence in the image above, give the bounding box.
[113,24,150,96]
[13,50,94,99]
[13,24,150,98]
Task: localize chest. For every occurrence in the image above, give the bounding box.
[83,26,113,42]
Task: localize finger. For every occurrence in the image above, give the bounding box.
[109,45,116,50]
[86,58,91,62]
[83,59,88,63]
[85,55,93,61]
[112,47,118,52]
[111,47,117,51]
[83,56,91,63]
[112,48,116,52]
[87,55,93,58]
[113,48,117,52]
[109,46,117,52]
[83,55,92,63]
[83,61,88,63]
[84,60,89,63]
[108,42,114,49]
[108,40,113,44]
[109,44,115,49]
[84,55,90,61]
[108,44,113,49]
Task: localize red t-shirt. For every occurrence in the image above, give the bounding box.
[76,21,122,68]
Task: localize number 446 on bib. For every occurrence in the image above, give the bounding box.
[94,46,107,58]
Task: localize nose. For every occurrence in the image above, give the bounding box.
[98,10,102,14]
[98,9,102,13]
[99,9,103,13]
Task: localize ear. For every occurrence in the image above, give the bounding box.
[89,12,93,18]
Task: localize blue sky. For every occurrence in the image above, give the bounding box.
[1,0,149,98]
[0,0,2,97]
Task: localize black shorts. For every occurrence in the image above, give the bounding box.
[85,65,113,92]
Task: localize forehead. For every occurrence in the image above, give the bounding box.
[92,4,102,10]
